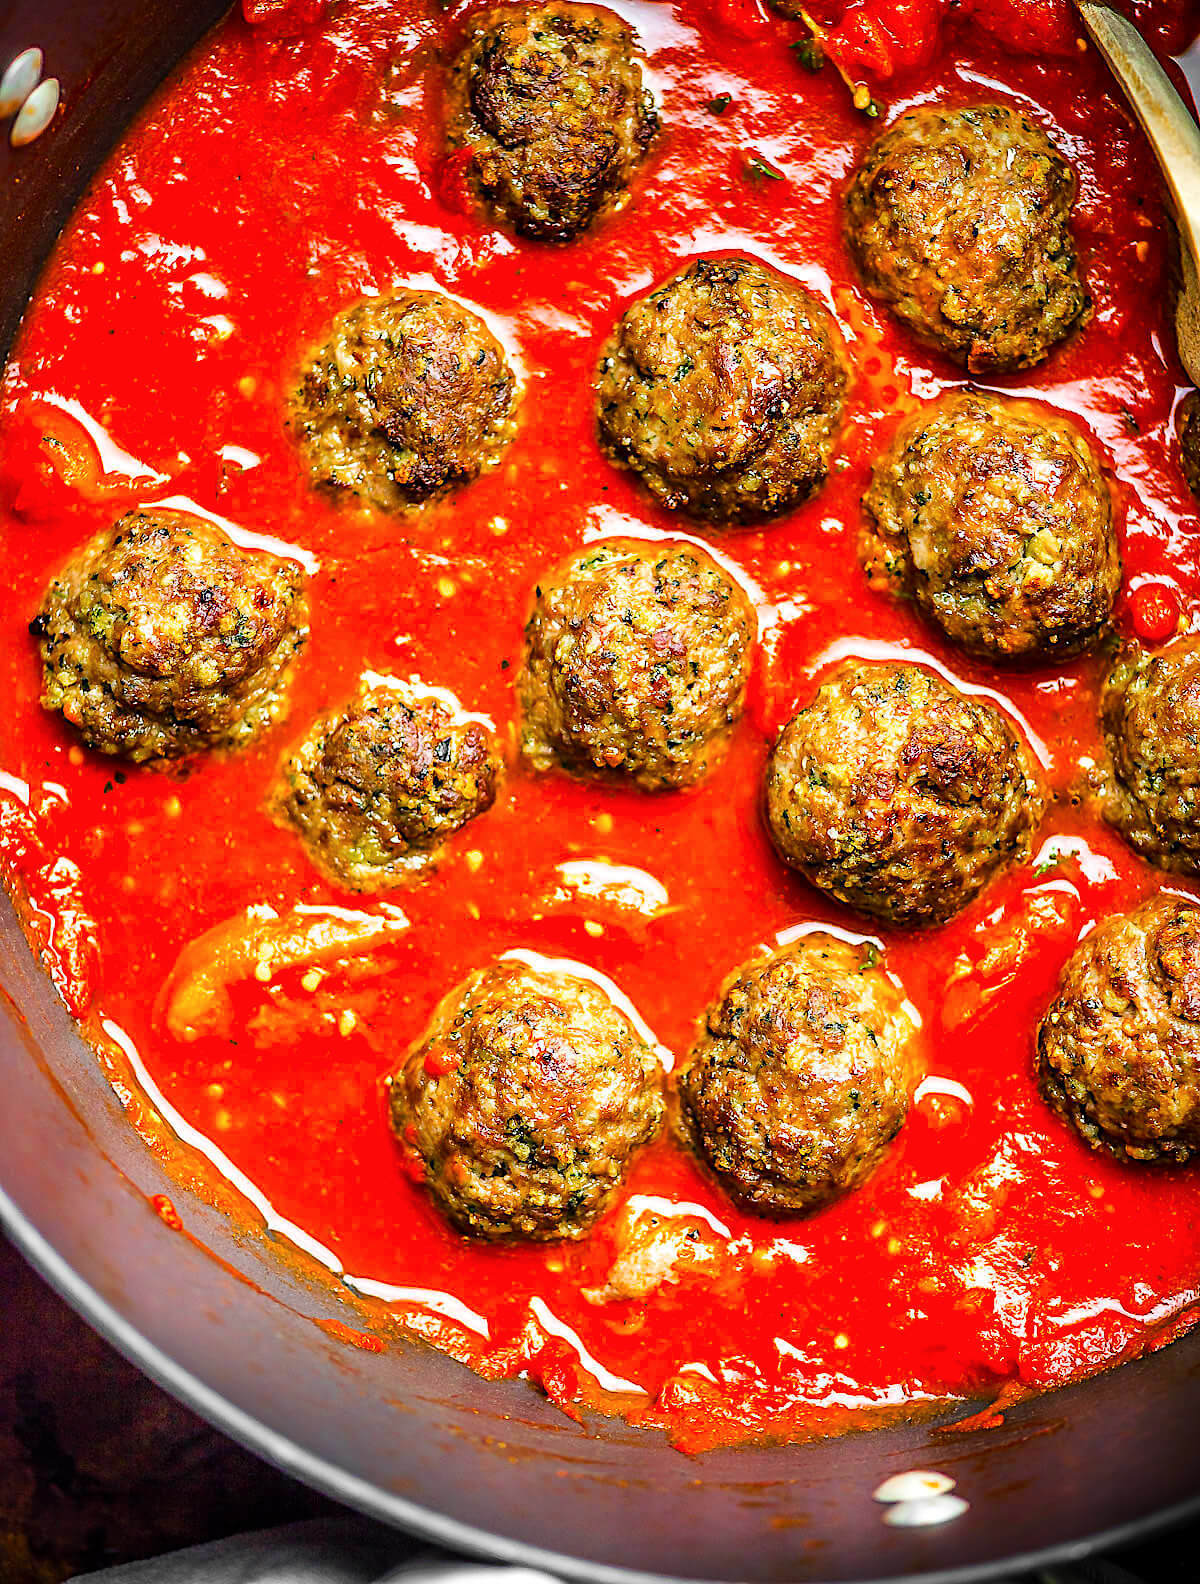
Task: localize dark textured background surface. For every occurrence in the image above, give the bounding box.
[0,1235,339,1581]
[0,1231,1195,1584]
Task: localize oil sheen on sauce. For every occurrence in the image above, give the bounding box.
[2,0,1200,1452]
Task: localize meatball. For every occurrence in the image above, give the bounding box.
[765,662,1043,926]
[390,958,664,1239]
[1038,896,1200,1164]
[596,257,848,524]
[279,679,502,888]
[844,104,1090,373]
[1101,636,1200,873]
[290,291,518,510]
[863,392,1120,661]
[31,509,307,764]
[1178,390,1200,500]
[519,539,756,790]
[677,935,918,1215]
[444,1,656,243]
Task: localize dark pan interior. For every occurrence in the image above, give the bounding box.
[2,4,1200,1580]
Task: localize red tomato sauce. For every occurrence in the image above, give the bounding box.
[4,0,1200,1453]
[802,0,1199,81]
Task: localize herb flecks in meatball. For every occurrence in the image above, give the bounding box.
[1178,390,1200,501]
[864,392,1119,661]
[597,257,848,524]
[1101,635,1200,874]
[32,509,308,764]
[279,679,502,888]
[1039,896,1200,1164]
[290,291,518,510]
[845,104,1090,373]
[678,935,918,1215]
[391,958,664,1240]
[766,662,1044,926]
[519,538,756,791]
[445,1,656,242]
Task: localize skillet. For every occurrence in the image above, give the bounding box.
[3,3,1200,1579]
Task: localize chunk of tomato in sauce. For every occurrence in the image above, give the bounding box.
[808,0,1200,80]
[813,0,949,79]
[1128,581,1184,644]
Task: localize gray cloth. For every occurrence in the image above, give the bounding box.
[70,1526,564,1584]
[68,1522,1141,1584]
[71,1521,409,1582]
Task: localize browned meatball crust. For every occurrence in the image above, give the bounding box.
[863,392,1120,661]
[677,935,918,1215]
[765,662,1044,926]
[391,959,664,1239]
[845,104,1090,373]
[1178,390,1200,500]
[279,679,502,888]
[519,538,756,790]
[290,291,517,510]
[1101,636,1200,874]
[596,257,848,524]
[445,1,656,243]
[1038,896,1200,1164]
[31,509,307,764]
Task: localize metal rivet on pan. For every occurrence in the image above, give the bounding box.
[882,1494,971,1528]
[11,76,59,147]
[0,47,42,118]
[872,1470,957,1504]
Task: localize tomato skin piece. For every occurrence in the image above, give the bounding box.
[821,0,946,79]
[436,146,476,217]
[423,1047,461,1078]
[2,409,105,521]
[1129,581,1183,644]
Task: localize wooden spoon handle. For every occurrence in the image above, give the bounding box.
[1075,0,1200,383]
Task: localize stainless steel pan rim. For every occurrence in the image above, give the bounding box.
[2,1184,1197,1584]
